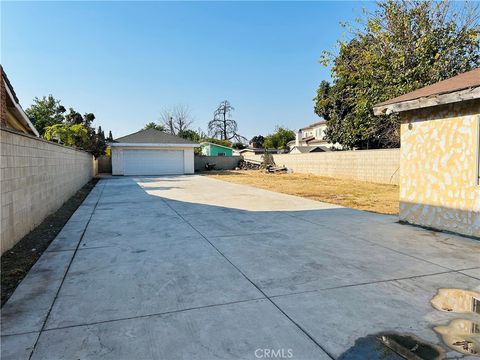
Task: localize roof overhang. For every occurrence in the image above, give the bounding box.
[111,142,199,148]
[373,86,480,116]
[200,142,234,150]
[3,79,39,137]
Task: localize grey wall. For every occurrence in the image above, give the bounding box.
[0,128,93,254]
[195,156,242,171]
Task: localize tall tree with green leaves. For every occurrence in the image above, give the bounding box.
[25,95,66,135]
[314,0,480,149]
[264,126,295,150]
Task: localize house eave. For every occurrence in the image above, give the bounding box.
[3,79,39,137]
[373,86,480,116]
[111,143,200,148]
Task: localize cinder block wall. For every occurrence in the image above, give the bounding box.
[243,149,400,185]
[0,128,93,254]
[195,156,242,171]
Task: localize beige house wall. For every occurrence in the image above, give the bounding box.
[0,128,93,254]
[399,100,480,237]
[243,149,400,185]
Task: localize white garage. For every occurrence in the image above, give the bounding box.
[111,129,198,176]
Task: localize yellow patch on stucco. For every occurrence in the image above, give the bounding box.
[400,100,480,237]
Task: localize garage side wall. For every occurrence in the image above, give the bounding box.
[111,147,124,175]
[183,148,194,174]
[0,128,93,254]
[399,100,480,237]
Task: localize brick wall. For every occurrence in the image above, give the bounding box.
[243,149,400,185]
[0,128,93,254]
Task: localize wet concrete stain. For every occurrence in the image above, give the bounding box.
[338,333,443,360]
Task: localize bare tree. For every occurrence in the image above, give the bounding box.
[208,100,246,142]
[160,105,194,135]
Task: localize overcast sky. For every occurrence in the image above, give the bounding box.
[2,1,374,139]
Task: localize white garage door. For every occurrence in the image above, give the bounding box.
[123,149,184,175]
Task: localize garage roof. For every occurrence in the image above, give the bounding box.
[114,128,198,145]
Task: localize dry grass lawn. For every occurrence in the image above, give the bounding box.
[207,170,399,215]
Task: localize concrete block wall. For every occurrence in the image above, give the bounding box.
[195,156,242,171]
[0,128,93,254]
[244,149,400,185]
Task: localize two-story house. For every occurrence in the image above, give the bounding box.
[287,120,340,153]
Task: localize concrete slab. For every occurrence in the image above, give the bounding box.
[45,237,263,329]
[33,300,330,360]
[182,210,303,238]
[272,272,480,359]
[138,175,339,214]
[1,332,39,360]
[4,175,479,359]
[460,268,480,280]
[82,214,199,249]
[290,208,480,270]
[208,227,446,296]
[1,251,73,335]
[46,226,86,252]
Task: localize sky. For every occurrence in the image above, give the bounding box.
[1,1,375,139]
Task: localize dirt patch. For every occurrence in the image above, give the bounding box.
[207,170,399,215]
[1,178,99,306]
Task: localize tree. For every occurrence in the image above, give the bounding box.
[44,123,89,147]
[144,122,165,131]
[250,135,265,148]
[160,105,193,135]
[208,100,246,142]
[314,0,480,149]
[232,142,247,150]
[25,95,66,135]
[264,127,295,150]
[107,130,114,142]
[177,129,201,142]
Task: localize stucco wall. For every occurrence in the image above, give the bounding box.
[243,149,399,185]
[0,128,93,254]
[399,100,480,237]
[195,156,241,171]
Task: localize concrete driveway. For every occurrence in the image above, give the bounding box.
[2,175,479,359]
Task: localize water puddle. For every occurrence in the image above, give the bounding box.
[339,288,480,359]
[434,319,480,356]
[430,288,480,356]
[338,333,443,360]
[431,288,480,314]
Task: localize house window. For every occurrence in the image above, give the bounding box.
[217,152,226,156]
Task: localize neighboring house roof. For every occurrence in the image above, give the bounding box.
[239,148,279,154]
[306,139,329,145]
[287,136,317,146]
[301,119,326,131]
[200,142,234,150]
[290,146,328,153]
[374,68,480,115]
[114,128,198,145]
[1,66,39,137]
